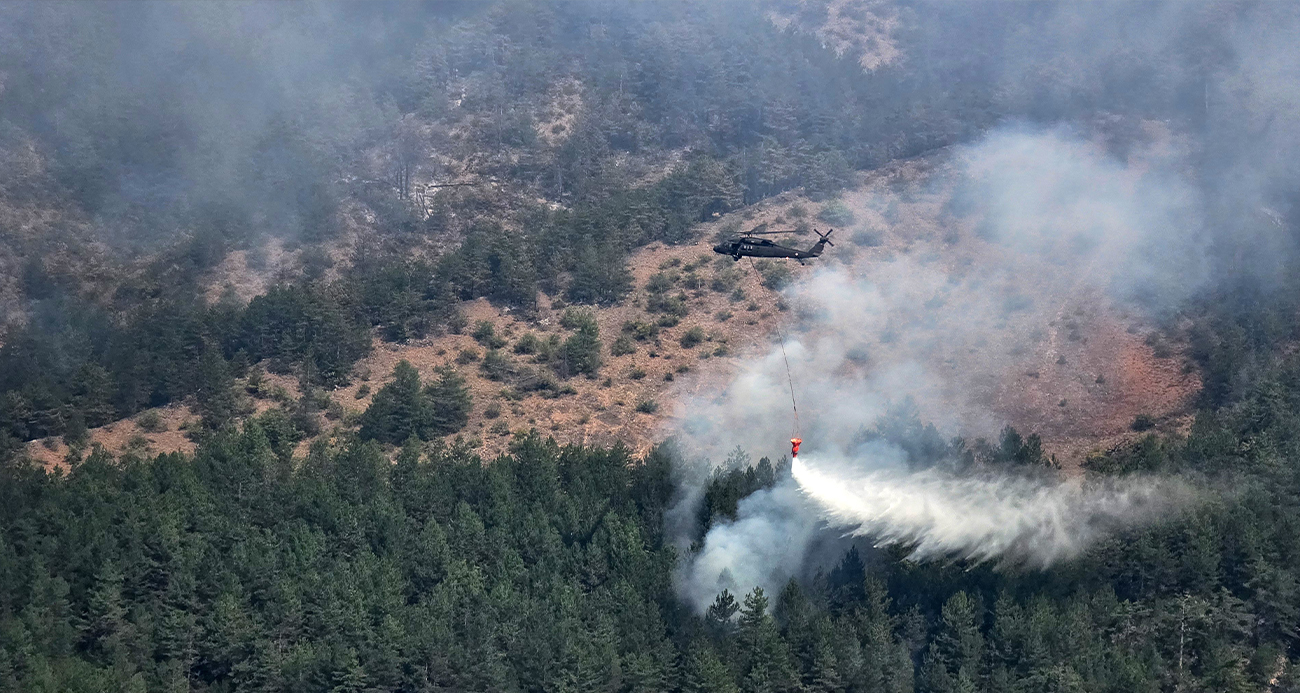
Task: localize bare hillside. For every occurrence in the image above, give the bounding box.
[29,152,1200,468]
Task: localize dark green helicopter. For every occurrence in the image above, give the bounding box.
[712,224,834,263]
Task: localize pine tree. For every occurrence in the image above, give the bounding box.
[738,588,798,693]
[709,589,741,624]
[196,345,240,431]
[359,361,432,444]
[922,591,985,693]
[82,561,129,662]
[683,641,738,693]
[330,648,367,693]
[566,242,632,306]
[561,320,603,378]
[426,365,471,436]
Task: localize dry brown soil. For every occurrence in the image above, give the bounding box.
[26,156,1200,470]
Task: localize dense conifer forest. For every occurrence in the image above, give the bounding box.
[3,2,1300,691]
[5,296,1300,691]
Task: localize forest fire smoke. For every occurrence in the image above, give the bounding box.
[671,122,1215,613]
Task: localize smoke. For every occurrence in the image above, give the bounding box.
[676,479,824,614]
[668,3,1300,610]
[675,437,1196,614]
[953,125,1210,310]
[672,121,1219,613]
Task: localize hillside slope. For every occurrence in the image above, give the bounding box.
[26,151,1199,468]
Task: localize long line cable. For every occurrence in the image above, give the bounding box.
[747,257,800,439]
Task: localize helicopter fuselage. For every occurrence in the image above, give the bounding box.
[711,229,833,262]
[712,239,815,259]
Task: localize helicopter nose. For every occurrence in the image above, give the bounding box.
[712,244,726,254]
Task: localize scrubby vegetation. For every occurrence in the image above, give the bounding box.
[7,300,1300,691]
[357,361,471,444]
[2,2,1300,692]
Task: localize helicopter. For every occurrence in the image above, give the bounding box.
[712,224,834,263]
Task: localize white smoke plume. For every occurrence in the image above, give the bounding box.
[676,480,823,615]
[675,443,1195,614]
[671,122,1211,613]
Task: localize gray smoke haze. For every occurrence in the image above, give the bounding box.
[667,16,1300,605]
[676,447,1193,613]
[672,0,1300,610]
[671,122,1214,611]
[675,120,1213,462]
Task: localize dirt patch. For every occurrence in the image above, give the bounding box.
[768,0,902,72]
[28,152,1202,470]
[329,231,799,460]
[25,403,198,471]
[989,289,1200,469]
[535,78,584,147]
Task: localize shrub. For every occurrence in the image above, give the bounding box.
[480,349,512,381]
[628,367,647,380]
[818,200,855,226]
[610,334,636,356]
[755,260,791,291]
[270,385,293,404]
[447,310,468,334]
[513,332,540,354]
[680,327,706,348]
[136,410,164,433]
[484,403,502,419]
[713,219,742,243]
[560,307,599,331]
[635,399,660,414]
[645,271,678,294]
[715,310,733,322]
[515,366,558,392]
[473,320,507,349]
[622,320,659,341]
[647,292,689,317]
[1131,414,1156,432]
[125,434,152,454]
[560,320,602,377]
[355,384,371,399]
[851,230,882,247]
[456,347,480,364]
[789,202,808,219]
[710,267,742,293]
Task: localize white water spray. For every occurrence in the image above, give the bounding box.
[791,454,1189,566]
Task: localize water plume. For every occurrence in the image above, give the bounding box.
[791,453,1190,566]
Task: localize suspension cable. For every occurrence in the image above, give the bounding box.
[747,257,800,439]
